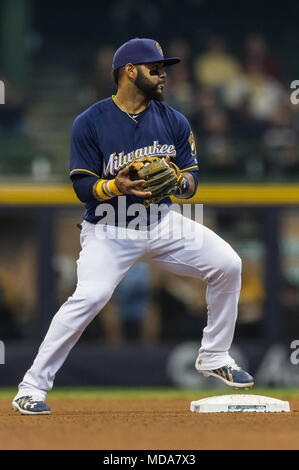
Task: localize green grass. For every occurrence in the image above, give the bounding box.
[1,387,298,400]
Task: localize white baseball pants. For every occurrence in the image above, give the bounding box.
[15,209,241,400]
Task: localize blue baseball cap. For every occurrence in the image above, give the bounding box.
[112,38,181,69]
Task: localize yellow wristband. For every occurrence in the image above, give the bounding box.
[95,180,110,200]
[108,179,123,196]
[94,178,123,200]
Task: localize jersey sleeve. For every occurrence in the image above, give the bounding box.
[174,111,199,174]
[71,173,98,203]
[69,113,102,179]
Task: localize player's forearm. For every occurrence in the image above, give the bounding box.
[71,174,98,203]
[175,172,197,199]
[71,174,122,203]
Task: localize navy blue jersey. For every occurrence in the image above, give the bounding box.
[70,97,199,225]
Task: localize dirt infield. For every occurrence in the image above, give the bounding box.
[0,397,298,450]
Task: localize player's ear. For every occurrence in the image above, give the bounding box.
[124,63,137,80]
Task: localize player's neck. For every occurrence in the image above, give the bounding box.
[115,87,150,114]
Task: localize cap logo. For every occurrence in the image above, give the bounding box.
[156,42,163,57]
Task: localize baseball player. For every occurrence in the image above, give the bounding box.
[12,38,254,415]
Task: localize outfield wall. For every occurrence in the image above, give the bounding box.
[1,341,298,388]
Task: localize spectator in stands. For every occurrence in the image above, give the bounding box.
[168,38,193,68]
[193,35,242,98]
[165,62,196,117]
[223,62,287,121]
[229,97,269,141]
[242,33,282,82]
[201,110,239,176]
[263,105,298,176]
[188,87,219,138]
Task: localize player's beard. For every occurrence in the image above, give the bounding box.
[134,67,165,101]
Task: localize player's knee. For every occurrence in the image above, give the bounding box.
[88,284,114,309]
[206,249,241,288]
[224,251,242,281]
[75,282,114,311]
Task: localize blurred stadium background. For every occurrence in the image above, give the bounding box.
[0,0,299,390]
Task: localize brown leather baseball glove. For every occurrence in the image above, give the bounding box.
[128,156,184,207]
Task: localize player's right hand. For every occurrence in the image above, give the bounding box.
[115,166,152,198]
